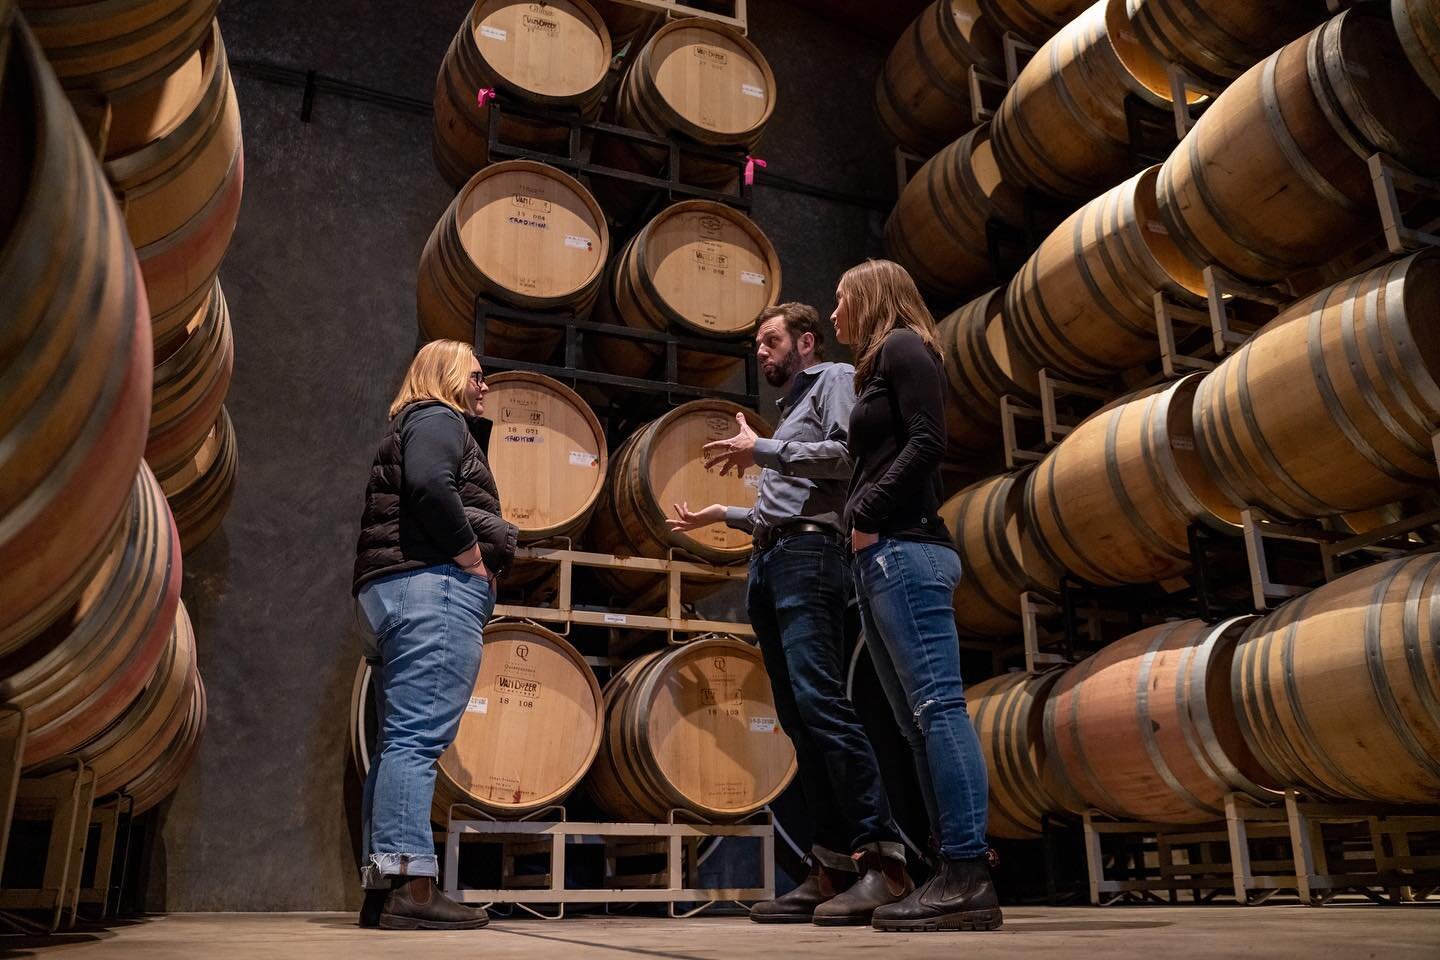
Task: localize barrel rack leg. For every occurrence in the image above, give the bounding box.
[0,705,25,882]
[0,760,94,934]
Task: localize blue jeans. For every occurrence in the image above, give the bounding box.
[853,538,989,860]
[748,533,904,864]
[356,564,495,888]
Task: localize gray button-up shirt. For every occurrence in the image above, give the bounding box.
[723,361,857,538]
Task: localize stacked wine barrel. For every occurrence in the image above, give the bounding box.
[1,6,207,826]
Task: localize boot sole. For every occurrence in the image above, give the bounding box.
[812,914,875,927]
[872,908,1003,932]
[378,915,490,931]
[750,913,817,924]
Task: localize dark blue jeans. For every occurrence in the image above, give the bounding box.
[748,532,904,863]
[854,538,990,860]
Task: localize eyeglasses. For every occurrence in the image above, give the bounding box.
[468,372,485,386]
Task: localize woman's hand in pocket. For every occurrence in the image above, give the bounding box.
[851,529,879,553]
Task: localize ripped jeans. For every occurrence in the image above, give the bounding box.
[853,538,990,860]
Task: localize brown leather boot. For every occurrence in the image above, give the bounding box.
[871,854,1003,932]
[378,876,490,930]
[811,851,912,926]
[750,861,856,923]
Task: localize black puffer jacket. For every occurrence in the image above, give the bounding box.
[353,401,518,594]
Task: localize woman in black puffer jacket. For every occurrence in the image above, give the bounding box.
[351,339,517,931]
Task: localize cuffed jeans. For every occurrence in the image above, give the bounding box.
[356,564,495,889]
[853,538,990,860]
[748,533,905,864]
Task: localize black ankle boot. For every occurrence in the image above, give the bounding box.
[871,854,1002,932]
[811,851,913,926]
[358,889,387,928]
[378,876,490,930]
[750,862,856,923]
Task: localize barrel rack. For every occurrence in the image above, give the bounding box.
[439,803,773,918]
[607,0,747,35]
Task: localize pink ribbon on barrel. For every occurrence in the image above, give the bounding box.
[477,86,497,108]
[744,155,766,186]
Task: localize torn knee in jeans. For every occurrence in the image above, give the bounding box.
[914,696,966,728]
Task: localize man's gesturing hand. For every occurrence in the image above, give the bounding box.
[667,502,727,532]
[702,412,760,477]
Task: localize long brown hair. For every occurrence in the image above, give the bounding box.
[389,340,475,418]
[840,259,942,389]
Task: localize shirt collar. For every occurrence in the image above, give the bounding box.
[777,361,837,411]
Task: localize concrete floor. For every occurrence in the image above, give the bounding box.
[2,907,1437,959]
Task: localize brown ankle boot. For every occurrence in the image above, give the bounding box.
[811,851,913,926]
[750,861,856,923]
[871,854,1003,932]
[378,876,490,930]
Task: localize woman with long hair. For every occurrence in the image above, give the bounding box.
[352,339,517,930]
[831,259,1001,932]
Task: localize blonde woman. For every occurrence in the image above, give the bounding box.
[351,340,517,930]
[831,260,1001,933]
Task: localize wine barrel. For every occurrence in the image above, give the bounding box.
[484,371,607,541]
[0,467,179,768]
[596,19,775,215]
[1045,617,1278,823]
[428,622,604,817]
[585,636,797,821]
[935,288,1040,455]
[590,200,781,387]
[587,399,771,571]
[938,471,1060,637]
[885,124,1024,304]
[158,404,237,551]
[1157,5,1440,283]
[1,15,153,656]
[72,598,199,799]
[1395,0,1440,100]
[873,0,1004,155]
[1003,165,1204,380]
[105,21,243,349]
[147,278,232,478]
[1193,251,1440,520]
[970,669,1073,838]
[1123,0,1333,93]
[125,672,205,814]
[432,0,611,188]
[1233,553,1440,805]
[18,0,218,96]
[416,159,609,359]
[1024,374,1240,586]
[992,0,1199,202]
[978,0,1090,45]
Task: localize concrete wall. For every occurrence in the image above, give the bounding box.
[145,0,892,910]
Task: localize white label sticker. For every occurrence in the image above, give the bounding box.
[741,83,765,99]
[467,696,489,714]
[564,234,593,251]
[743,474,761,489]
[481,25,508,41]
[603,613,627,625]
[1172,436,1195,451]
[569,450,599,467]
[1145,219,1169,235]
[740,271,766,286]
[750,717,777,733]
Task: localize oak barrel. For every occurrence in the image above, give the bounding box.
[1192,251,1440,520]
[977,0,1089,45]
[1003,164,1204,379]
[1157,5,1440,282]
[417,159,609,359]
[19,0,218,96]
[935,288,1040,456]
[593,0,658,50]
[992,0,1198,202]
[125,671,205,814]
[969,669,1073,838]
[147,277,232,478]
[1,15,153,655]
[430,622,603,817]
[874,0,1004,155]
[485,371,607,541]
[1232,554,1440,805]
[105,21,243,349]
[585,636,797,821]
[157,404,237,551]
[0,466,180,769]
[432,0,611,188]
[1045,617,1278,823]
[590,200,781,387]
[1024,374,1240,586]
[885,124,1024,304]
[1395,0,1440,100]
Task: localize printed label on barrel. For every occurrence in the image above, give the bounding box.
[565,235,593,251]
[570,450,599,467]
[693,46,729,66]
[467,696,489,714]
[522,12,558,36]
[692,248,730,274]
[741,83,764,99]
[502,404,544,425]
[481,25,508,41]
[1171,436,1194,451]
[508,194,550,231]
[749,716,776,733]
[740,271,765,286]
[496,674,540,709]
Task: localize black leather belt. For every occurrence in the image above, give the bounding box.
[753,521,841,553]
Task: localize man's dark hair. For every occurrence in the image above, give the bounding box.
[757,302,825,359]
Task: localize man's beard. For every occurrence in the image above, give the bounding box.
[762,349,803,388]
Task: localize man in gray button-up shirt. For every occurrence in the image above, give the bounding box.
[669,304,908,926]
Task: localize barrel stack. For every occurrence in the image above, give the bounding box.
[873,0,1440,869]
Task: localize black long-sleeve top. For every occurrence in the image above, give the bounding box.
[400,406,478,558]
[843,328,952,545]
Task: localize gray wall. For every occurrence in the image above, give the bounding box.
[148,0,891,911]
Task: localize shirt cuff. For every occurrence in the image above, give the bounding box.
[752,437,784,471]
[724,506,752,531]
